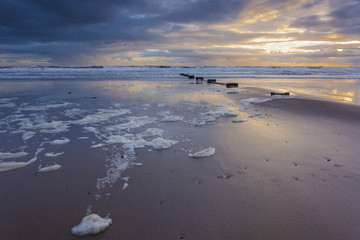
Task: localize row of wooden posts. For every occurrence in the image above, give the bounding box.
[179,73,238,88]
[179,73,290,96]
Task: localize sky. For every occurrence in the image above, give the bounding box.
[0,0,359,66]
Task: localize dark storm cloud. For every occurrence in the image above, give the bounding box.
[291,0,360,35]
[0,0,249,64]
[329,0,360,34]
[0,0,248,43]
[301,0,322,9]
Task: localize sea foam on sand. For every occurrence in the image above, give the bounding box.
[0,157,36,172]
[160,115,184,122]
[71,214,112,236]
[44,152,64,157]
[112,116,157,130]
[91,143,105,148]
[146,137,178,149]
[239,97,271,107]
[136,128,164,138]
[38,164,61,172]
[71,109,131,125]
[189,109,237,126]
[22,131,36,141]
[188,147,215,158]
[0,151,28,160]
[50,137,70,145]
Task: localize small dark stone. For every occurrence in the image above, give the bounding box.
[91,96,97,99]
[88,192,91,195]
[67,91,72,94]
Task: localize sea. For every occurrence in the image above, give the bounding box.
[1,66,359,104]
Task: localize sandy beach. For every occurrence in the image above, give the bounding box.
[1,70,360,240]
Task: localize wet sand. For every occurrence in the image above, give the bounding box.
[1,82,360,239]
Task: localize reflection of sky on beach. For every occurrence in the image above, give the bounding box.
[1,78,359,106]
[228,78,360,105]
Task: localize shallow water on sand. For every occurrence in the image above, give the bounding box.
[1,70,360,239]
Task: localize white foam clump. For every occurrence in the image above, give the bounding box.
[105,134,135,144]
[38,164,61,172]
[50,137,70,145]
[71,109,131,125]
[71,214,112,236]
[112,116,157,130]
[91,143,104,148]
[27,120,70,134]
[188,147,215,158]
[22,131,36,141]
[45,152,64,157]
[105,134,147,150]
[0,151,28,160]
[122,139,147,150]
[0,157,36,172]
[122,182,129,190]
[40,124,69,134]
[160,115,184,122]
[83,126,97,133]
[189,109,237,126]
[136,128,164,138]
[146,137,178,149]
[212,109,238,117]
[239,98,271,107]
